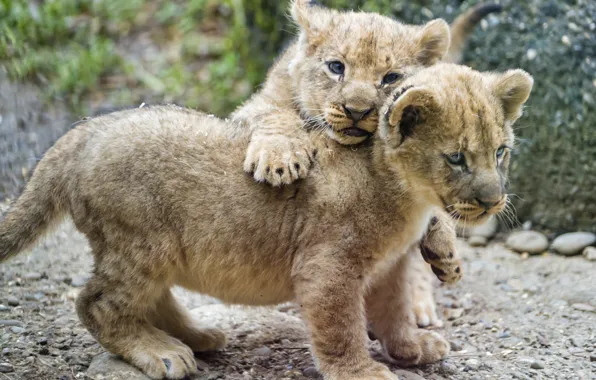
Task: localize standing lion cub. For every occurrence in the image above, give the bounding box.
[0,63,532,380]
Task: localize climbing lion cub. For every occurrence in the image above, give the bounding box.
[233,0,503,326]
[0,63,532,380]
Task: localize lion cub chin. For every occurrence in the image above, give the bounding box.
[0,63,532,380]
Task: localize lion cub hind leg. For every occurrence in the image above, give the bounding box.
[150,290,227,353]
[366,251,449,367]
[420,213,463,284]
[408,251,443,328]
[76,256,197,379]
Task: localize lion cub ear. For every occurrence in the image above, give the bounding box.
[491,69,534,122]
[291,0,333,42]
[384,86,439,146]
[417,19,451,66]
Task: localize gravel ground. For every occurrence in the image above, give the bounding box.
[0,216,594,380]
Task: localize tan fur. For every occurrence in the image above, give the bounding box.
[0,64,532,380]
[233,0,498,328]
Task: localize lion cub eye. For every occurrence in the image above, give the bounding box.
[327,61,345,75]
[382,72,402,85]
[445,152,466,166]
[496,146,506,159]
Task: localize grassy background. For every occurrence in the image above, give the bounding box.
[1,0,594,232]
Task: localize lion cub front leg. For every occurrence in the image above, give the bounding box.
[419,211,463,284]
[293,246,397,380]
[242,109,317,186]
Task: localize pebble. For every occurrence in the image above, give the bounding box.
[1,348,8,356]
[444,308,464,320]
[582,246,596,261]
[10,327,24,334]
[23,272,42,281]
[571,303,595,312]
[70,275,89,288]
[253,346,272,357]
[526,49,537,60]
[590,354,596,362]
[439,361,458,375]
[0,363,14,373]
[461,217,498,238]
[530,360,545,369]
[0,306,9,312]
[6,296,20,306]
[302,367,321,379]
[0,320,23,327]
[450,340,464,351]
[506,231,549,254]
[551,232,596,256]
[512,371,529,380]
[37,337,48,346]
[469,236,488,247]
[464,358,480,371]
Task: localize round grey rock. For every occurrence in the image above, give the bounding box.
[506,231,549,254]
[23,272,42,281]
[0,320,22,327]
[0,363,14,373]
[302,367,321,379]
[439,361,458,375]
[551,232,596,256]
[6,296,19,307]
[530,360,545,369]
[70,275,89,288]
[583,246,596,261]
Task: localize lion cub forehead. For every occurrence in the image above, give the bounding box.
[327,13,420,69]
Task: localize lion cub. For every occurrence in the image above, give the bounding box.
[0,64,532,380]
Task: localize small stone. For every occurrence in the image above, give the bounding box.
[464,358,479,371]
[10,327,24,334]
[571,303,595,312]
[440,361,458,375]
[469,236,488,247]
[6,296,19,307]
[0,306,9,312]
[590,354,596,362]
[1,348,9,356]
[87,352,150,379]
[70,275,89,288]
[302,367,321,378]
[37,337,48,346]
[394,369,427,380]
[450,340,464,351]
[0,320,23,327]
[0,363,14,373]
[551,232,596,256]
[512,371,529,380]
[526,49,537,60]
[561,35,571,46]
[582,246,596,261]
[23,272,42,281]
[444,308,464,320]
[38,347,50,355]
[253,346,272,357]
[530,360,545,369]
[460,217,498,238]
[506,231,549,254]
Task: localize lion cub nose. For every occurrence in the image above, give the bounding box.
[475,197,501,210]
[343,106,373,121]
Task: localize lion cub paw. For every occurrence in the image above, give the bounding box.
[183,326,227,352]
[127,338,197,379]
[244,133,316,186]
[381,329,450,367]
[412,277,443,328]
[328,362,398,380]
[420,218,463,284]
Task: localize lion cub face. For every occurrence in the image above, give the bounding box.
[381,64,534,225]
[288,0,450,145]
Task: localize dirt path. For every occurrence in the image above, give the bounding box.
[0,215,594,380]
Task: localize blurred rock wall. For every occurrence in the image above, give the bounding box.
[242,0,596,232]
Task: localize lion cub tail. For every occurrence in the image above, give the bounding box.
[445,2,502,64]
[0,130,77,262]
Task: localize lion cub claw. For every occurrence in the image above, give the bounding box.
[244,133,316,186]
[127,338,198,380]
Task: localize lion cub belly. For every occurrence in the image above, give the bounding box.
[175,258,295,306]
